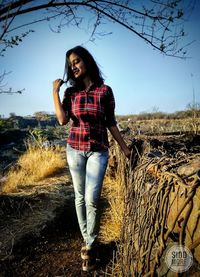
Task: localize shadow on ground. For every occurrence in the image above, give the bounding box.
[0,192,117,277]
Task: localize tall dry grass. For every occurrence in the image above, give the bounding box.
[2,142,66,193]
[100,175,124,243]
[99,140,130,276]
[100,140,127,243]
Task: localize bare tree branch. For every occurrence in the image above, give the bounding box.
[0,88,25,94]
[0,71,25,94]
[0,0,33,16]
[0,0,197,58]
[0,0,168,21]
[0,0,196,95]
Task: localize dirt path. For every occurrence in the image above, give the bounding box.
[0,188,116,277]
[0,209,115,277]
[1,231,83,277]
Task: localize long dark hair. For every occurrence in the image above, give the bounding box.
[63,46,104,88]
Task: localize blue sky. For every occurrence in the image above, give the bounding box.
[0,1,200,117]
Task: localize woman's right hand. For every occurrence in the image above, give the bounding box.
[53,79,64,93]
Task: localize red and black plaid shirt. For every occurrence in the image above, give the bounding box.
[62,84,117,151]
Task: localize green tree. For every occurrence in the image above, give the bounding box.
[0,118,13,130]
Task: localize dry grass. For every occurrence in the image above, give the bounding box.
[100,176,124,243]
[99,140,127,243]
[99,141,129,277]
[122,118,200,135]
[2,145,66,193]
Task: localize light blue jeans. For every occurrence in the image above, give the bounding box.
[66,144,109,249]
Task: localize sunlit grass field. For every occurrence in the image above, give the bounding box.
[2,143,66,193]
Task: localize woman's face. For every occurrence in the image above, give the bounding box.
[68,53,87,79]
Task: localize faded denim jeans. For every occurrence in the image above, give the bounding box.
[66,144,109,249]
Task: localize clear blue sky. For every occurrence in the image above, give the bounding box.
[0,2,200,118]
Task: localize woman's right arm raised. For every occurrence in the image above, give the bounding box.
[52,79,69,125]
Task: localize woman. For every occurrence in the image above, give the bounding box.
[53,46,131,272]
